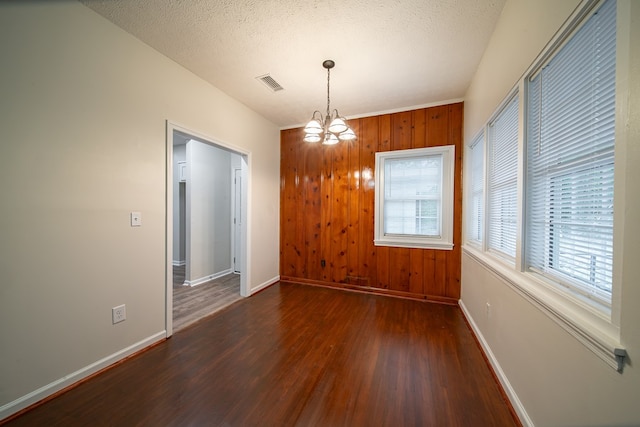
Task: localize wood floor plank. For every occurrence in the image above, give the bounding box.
[172,267,242,332]
[5,283,519,427]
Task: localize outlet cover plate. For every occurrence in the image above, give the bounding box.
[112,304,126,324]
[130,212,142,227]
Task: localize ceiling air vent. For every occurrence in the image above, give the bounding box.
[256,74,284,92]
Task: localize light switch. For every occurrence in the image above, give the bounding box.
[130,212,142,227]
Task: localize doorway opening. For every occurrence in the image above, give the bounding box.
[166,121,250,336]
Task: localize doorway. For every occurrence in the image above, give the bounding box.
[165,121,250,337]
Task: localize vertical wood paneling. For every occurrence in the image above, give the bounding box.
[422,250,437,296]
[321,146,333,282]
[280,103,463,303]
[412,109,427,148]
[360,117,378,288]
[331,139,349,283]
[294,133,307,277]
[280,129,300,278]
[305,141,323,280]
[409,249,424,295]
[347,120,361,282]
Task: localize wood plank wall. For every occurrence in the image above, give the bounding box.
[280,102,463,304]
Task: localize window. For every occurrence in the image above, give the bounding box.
[487,94,519,261]
[462,0,624,371]
[525,0,616,308]
[374,146,455,250]
[466,132,484,245]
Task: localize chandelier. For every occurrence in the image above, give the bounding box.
[303,60,356,145]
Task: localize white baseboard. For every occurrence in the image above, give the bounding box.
[184,268,233,287]
[0,331,166,421]
[172,260,186,266]
[249,275,280,296]
[458,300,533,427]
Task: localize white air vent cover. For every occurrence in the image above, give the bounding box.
[256,74,284,92]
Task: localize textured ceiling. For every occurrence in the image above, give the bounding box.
[79,0,506,128]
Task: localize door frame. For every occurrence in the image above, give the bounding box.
[165,120,251,337]
[232,168,242,274]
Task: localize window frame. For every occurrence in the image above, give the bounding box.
[486,93,520,263]
[523,0,616,310]
[374,145,455,250]
[465,131,485,246]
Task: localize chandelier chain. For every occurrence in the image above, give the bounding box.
[326,67,331,121]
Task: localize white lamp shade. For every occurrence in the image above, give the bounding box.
[323,133,339,145]
[303,133,321,143]
[304,119,323,134]
[338,127,356,141]
[328,117,347,134]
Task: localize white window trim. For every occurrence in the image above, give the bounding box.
[374,146,455,250]
[465,130,485,247]
[462,0,628,372]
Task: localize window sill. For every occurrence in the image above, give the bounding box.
[462,244,627,372]
[375,239,453,250]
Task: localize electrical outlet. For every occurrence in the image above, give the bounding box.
[112,304,126,324]
[130,212,142,227]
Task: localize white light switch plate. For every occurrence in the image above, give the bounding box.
[130,212,142,227]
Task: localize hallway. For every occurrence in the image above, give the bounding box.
[172,266,242,332]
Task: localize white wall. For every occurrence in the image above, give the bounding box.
[0,1,280,419]
[462,1,640,426]
[186,140,232,283]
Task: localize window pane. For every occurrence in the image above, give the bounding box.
[487,95,519,259]
[384,155,442,236]
[526,0,615,305]
[467,132,484,243]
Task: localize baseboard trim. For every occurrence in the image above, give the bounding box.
[0,331,166,422]
[458,300,532,427]
[249,275,280,296]
[280,276,459,305]
[184,268,233,287]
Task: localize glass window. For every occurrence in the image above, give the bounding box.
[525,0,616,307]
[375,146,455,250]
[467,132,484,244]
[487,94,519,261]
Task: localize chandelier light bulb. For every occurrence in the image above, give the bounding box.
[339,127,356,141]
[323,133,339,145]
[304,118,323,134]
[328,117,348,134]
[304,133,322,143]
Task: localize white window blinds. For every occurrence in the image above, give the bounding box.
[487,95,519,260]
[467,132,484,244]
[525,0,615,305]
[384,155,443,237]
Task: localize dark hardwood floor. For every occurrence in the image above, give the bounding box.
[5,283,519,427]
